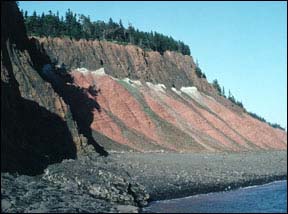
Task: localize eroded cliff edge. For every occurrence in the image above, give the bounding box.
[1,2,97,175]
[1,2,286,176]
[1,2,287,213]
[34,37,287,152]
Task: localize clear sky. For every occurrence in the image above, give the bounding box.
[19,1,287,129]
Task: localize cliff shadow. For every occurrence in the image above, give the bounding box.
[28,37,108,156]
[54,75,108,157]
[1,81,77,175]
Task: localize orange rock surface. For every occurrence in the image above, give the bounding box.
[70,70,287,152]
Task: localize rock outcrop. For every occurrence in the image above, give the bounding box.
[39,37,245,113]
[1,155,149,213]
[36,37,287,152]
[1,2,286,176]
[1,2,101,175]
[1,2,286,213]
[68,69,286,152]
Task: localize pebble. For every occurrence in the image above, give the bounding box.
[1,151,286,212]
[1,199,11,210]
[116,205,138,213]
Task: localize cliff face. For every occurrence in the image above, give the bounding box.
[1,2,286,175]
[39,37,245,113]
[36,37,287,152]
[1,2,97,175]
[68,69,287,152]
[39,38,216,92]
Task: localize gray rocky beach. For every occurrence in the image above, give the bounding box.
[1,150,287,213]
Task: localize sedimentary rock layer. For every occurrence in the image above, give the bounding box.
[1,1,286,176]
[69,69,287,152]
[1,2,92,175]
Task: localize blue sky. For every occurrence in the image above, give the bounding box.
[19,1,287,129]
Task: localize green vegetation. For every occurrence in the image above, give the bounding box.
[248,112,285,131]
[227,89,244,108]
[212,79,243,108]
[21,9,191,55]
[212,79,285,131]
[269,123,285,131]
[20,9,285,132]
[212,79,222,95]
[248,112,266,123]
[195,60,206,79]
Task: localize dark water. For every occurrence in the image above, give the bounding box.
[143,180,287,213]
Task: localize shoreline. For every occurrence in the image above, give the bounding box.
[141,179,287,213]
[1,150,287,213]
[146,176,287,202]
[106,151,287,203]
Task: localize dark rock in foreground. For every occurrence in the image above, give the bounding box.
[1,154,148,213]
[1,151,286,213]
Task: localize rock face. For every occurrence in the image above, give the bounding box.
[1,2,287,213]
[1,2,286,176]
[1,2,101,175]
[68,69,287,152]
[39,37,246,113]
[1,155,149,213]
[38,37,286,152]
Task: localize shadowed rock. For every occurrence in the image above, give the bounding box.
[1,1,107,176]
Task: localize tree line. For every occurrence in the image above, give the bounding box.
[212,79,285,131]
[21,9,191,55]
[212,79,244,108]
[195,60,206,79]
[247,112,285,131]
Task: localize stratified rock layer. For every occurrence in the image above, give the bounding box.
[1,1,286,176]
[38,37,286,152]
[69,69,286,152]
[39,37,247,113]
[1,2,90,175]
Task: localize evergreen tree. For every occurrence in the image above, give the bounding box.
[212,79,222,95]
[127,23,135,44]
[22,9,192,55]
[118,19,125,42]
[222,86,225,97]
[195,60,205,78]
[80,14,93,39]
